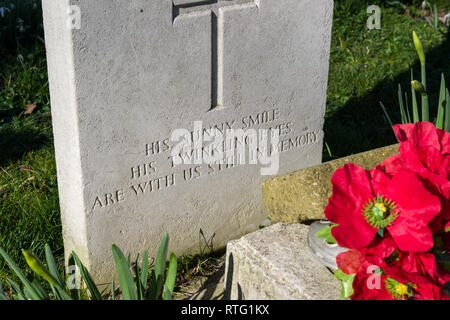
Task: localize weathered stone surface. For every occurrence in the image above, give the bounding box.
[224,223,341,300]
[262,144,399,224]
[42,0,334,284]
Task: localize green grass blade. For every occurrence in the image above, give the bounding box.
[111,244,137,300]
[141,251,149,290]
[50,284,61,300]
[53,284,73,300]
[0,246,42,300]
[325,142,333,159]
[44,244,64,287]
[162,253,177,300]
[437,74,446,130]
[404,92,411,124]
[0,282,7,300]
[424,16,434,29]
[71,251,103,300]
[31,280,50,300]
[111,276,116,300]
[6,278,27,300]
[149,233,169,300]
[379,102,394,128]
[445,89,450,132]
[411,69,419,123]
[398,84,406,124]
[434,4,439,29]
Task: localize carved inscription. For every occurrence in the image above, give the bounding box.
[91,108,321,212]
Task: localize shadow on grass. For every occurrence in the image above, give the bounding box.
[323,31,450,161]
[0,111,51,166]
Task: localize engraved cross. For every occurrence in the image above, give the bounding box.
[172,0,258,111]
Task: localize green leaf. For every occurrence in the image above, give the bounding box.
[315,225,337,244]
[71,251,103,300]
[404,92,411,124]
[141,251,149,289]
[22,249,59,287]
[162,253,177,300]
[433,4,439,28]
[445,89,450,132]
[334,270,355,300]
[424,16,434,29]
[31,280,50,300]
[44,244,64,287]
[398,84,407,124]
[0,281,8,300]
[413,31,425,67]
[377,228,384,238]
[379,102,394,129]
[0,281,7,300]
[6,278,27,300]
[0,246,43,300]
[436,74,446,130]
[134,255,143,300]
[112,244,137,300]
[111,276,116,300]
[162,287,173,301]
[412,31,428,122]
[149,233,169,300]
[411,69,419,123]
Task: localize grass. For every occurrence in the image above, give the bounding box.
[1,0,450,288]
[323,2,449,160]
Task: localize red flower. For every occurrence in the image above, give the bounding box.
[378,122,450,234]
[398,251,450,285]
[394,122,450,156]
[325,164,441,251]
[351,267,447,300]
[336,235,398,275]
[337,234,450,285]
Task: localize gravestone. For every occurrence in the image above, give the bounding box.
[42,0,333,283]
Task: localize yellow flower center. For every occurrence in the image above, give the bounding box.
[362,194,398,229]
[372,203,387,217]
[385,278,416,300]
[395,283,409,297]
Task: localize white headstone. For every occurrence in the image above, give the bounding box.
[42,0,333,283]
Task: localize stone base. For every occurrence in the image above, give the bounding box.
[224,223,341,300]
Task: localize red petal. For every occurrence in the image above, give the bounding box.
[393,122,440,149]
[376,171,441,252]
[377,154,404,175]
[437,128,450,155]
[336,250,362,275]
[325,164,377,249]
[351,273,392,300]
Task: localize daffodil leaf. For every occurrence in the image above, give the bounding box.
[334,269,355,300]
